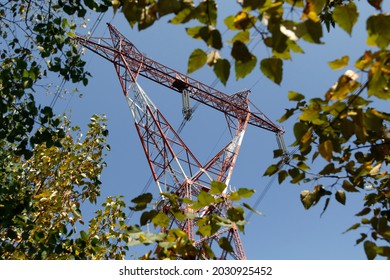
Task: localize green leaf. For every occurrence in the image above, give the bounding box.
[263,164,279,176]
[318,163,335,175]
[293,122,310,142]
[376,246,390,258]
[131,193,153,204]
[218,237,233,252]
[170,8,193,24]
[224,15,239,30]
[130,193,153,211]
[342,180,360,193]
[235,55,257,80]
[213,59,230,85]
[260,57,283,85]
[297,161,310,171]
[287,40,304,54]
[366,14,390,50]
[228,191,241,201]
[157,0,181,17]
[300,190,315,209]
[332,2,359,35]
[237,188,255,198]
[290,167,305,184]
[320,197,331,217]
[269,26,288,54]
[335,190,346,205]
[197,190,215,207]
[307,0,326,15]
[151,212,170,228]
[355,51,373,70]
[171,208,185,221]
[300,20,323,44]
[323,101,347,117]
[138,7,157,31]
[210,181,226,195]
[368,60,390,99]
[273,149,284,158]
[288,91,305,101]
[186,26,209,40]
[188,48,207,73]
[243,202,263,216]
[355,233,368,245]
[278,108,295,123]
[227,207,244,222]
[42,106,53,118]
[343,223,360,234]
[328,56,349,70]
[231,41,252,63]
[364,241,377,260]
[377,217,390,238]
[80,230,88,241]
[208,29,223,49]
[140,210,158,226]
[241,0,267,10]
[197,224,212,236]
[231,30,250,43]
[272,48,291,60]
[299,107,320,122]
[278,170,288,184]
[195,0,217,26]
[355,207,371,217]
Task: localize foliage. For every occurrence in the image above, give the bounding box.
[110,0,364,85]
[270,58,390,259]
[0,0,111,159]
[0,0,116,259]
[0,115,113,259]
[260,3,389,260]
[124,181,255,259]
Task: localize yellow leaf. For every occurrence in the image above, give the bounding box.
[355,51,373,70]
[234,11,256,30]
[307,11,319,22]
[301,0,325,22]
[301,129,312,143]
[369,163,382,175]
[319,140,333,162]
[112,0,120,15]
[328,56,349,70]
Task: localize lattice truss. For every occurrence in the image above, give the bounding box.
[75,24,285,260]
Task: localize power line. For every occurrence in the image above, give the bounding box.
[246,145,299,222]
[246,168,279,221]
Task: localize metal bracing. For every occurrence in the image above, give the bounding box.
[75,24,284,260]
[76,23,284,134]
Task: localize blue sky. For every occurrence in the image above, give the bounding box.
[51,1,389,259]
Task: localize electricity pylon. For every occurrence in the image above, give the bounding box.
[75,24,285,259]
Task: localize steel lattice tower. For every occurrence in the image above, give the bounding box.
[75,24,285,260]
